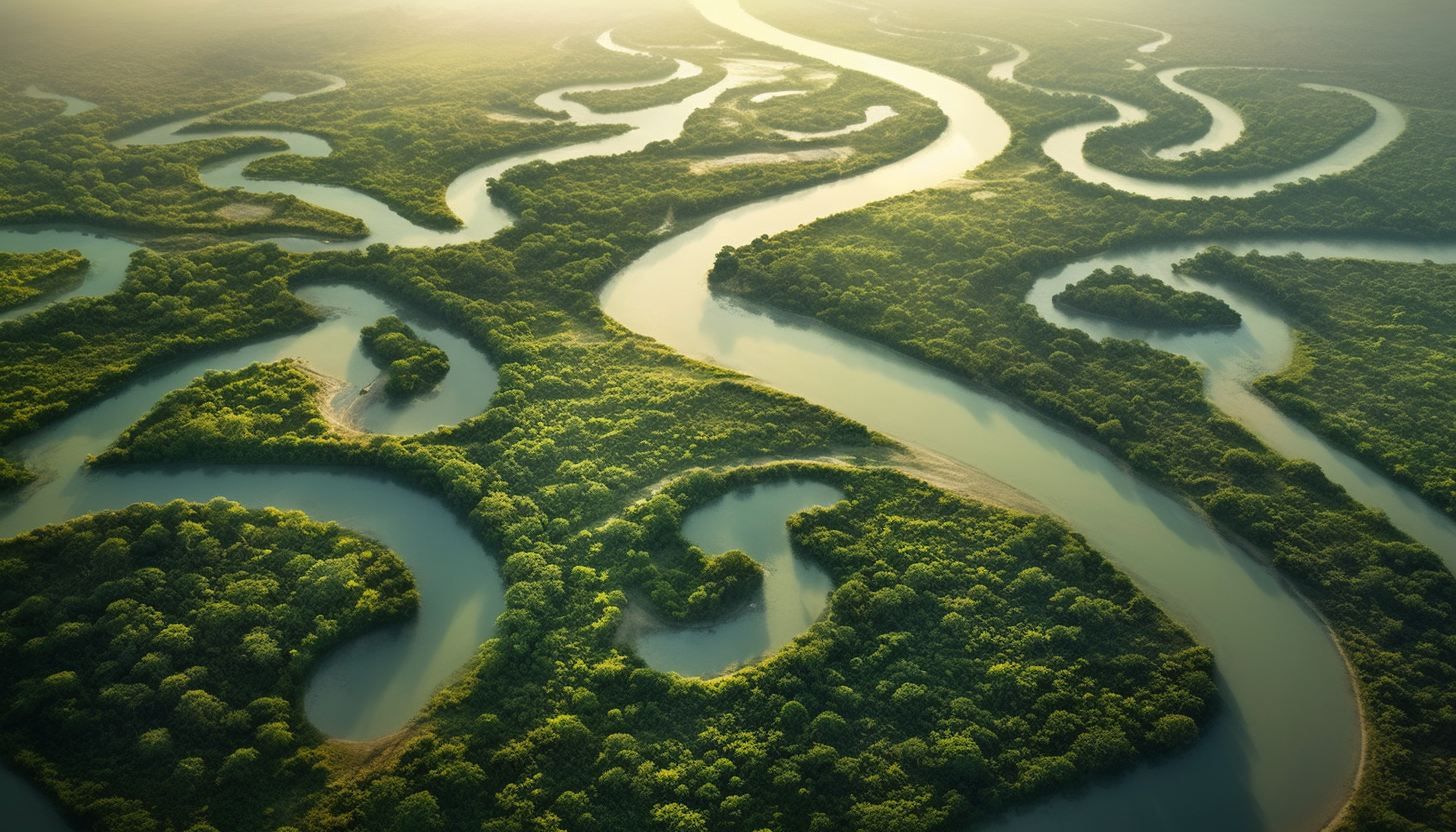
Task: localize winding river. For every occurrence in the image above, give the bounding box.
[3,2,1454,830]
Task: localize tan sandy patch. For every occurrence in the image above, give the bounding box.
[690,146,854,174]
[486,111,555,123]
[215,203,274,221]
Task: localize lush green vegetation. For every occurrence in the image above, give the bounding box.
[94,360,331,467]
[0,248,87,310]
[1179,247,1456,518]
[0,112,365,238]
[489,70,944,260]
[712,175,1456,832]
[0,498,417,832]
[55,212,1217,828]
[1053,265,1240,329]
[0,90,70,134]
[194,12,731,230]
[718,8,1456,826]
[0,242,318,448]
[6,0,1456,829]
[359,315,451,399]
[1082,70,1377,182]
[295,465,1211,832]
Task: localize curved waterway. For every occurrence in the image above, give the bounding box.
[970,25,1400,198]
[632,481,845,678]
[599,2,1434,831]
[1153,67,1244,159]
[1040,77,1404,199]
[1,2,1451,830]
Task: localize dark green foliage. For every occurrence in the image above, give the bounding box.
[0,89,69,134]
[0,249,88,310]
[0,498,417,832]
[0,454,34,490]
[0,242,319,447]
[1054,265,1240,329]
[10,0,1456,828]
[297,465,1213,832]
[77,227,1221,829]
[1179,247,1456,518]
[706,12,1456,824]
[359,315,451,398]
[712,164,1456,832]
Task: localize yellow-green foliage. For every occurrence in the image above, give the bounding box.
[0,248,87,309]
[195,17,671,230]
[6,0,1456,829]
[96,359,330,466]
[0,243,318,444]
[1082,70,1376,182]
[359,316,450,398]
[1054,265,1240,328]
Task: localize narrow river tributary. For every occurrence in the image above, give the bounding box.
[3,2,1454,830]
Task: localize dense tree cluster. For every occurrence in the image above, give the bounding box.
[0,498,417,832]
[4,0,1456,829]
[1053,264,1240,329]
[55,206,1218,827]
[712,164,1456,832]
[0,242,318,447]
[359,315,451,398]
[0,248,87,310]
[1179,247,1456,518]
[94,360,332,466]
[1081,70,1376,183]
[287,464,1212,832]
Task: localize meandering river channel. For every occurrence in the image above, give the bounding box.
[3,2,1453,830]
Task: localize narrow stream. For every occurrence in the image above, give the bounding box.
[1153,67,1244,159]
[3,2,1453,830]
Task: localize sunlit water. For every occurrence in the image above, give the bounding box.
[1153,68,1244,159]
[2,2,1452,830]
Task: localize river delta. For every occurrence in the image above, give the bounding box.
[2,1,1454,830]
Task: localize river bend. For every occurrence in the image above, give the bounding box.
[3,3,1452,831]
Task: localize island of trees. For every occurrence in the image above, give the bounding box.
[359,315,451,399]
[1052,265,1241,329]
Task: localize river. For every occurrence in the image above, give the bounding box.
[2,1,1452,830]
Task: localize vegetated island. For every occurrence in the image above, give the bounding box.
[359,315,450,399]
[1053,265,1241,329]
[0,249,88,310]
